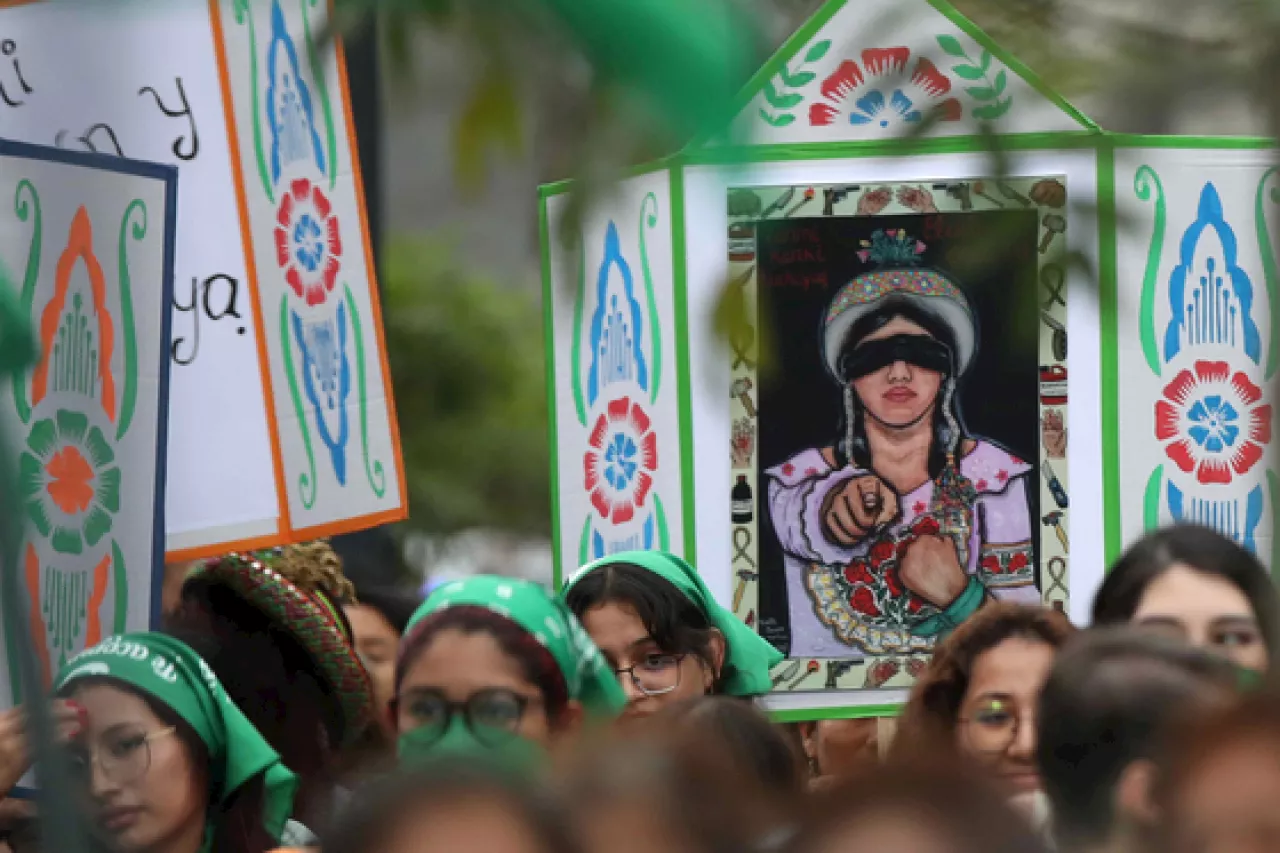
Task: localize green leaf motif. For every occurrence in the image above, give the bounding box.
[758,109,796,127]
[27,418,56,459]
[97,467,121,514]
[936,35,967,58]
[780,70,815,88]
[83,505,112,548]
[85,426,114,469]
[804,39,832,63]
[25,495,49,538]
[763,80,803,110]
[992,69,1008,95]
[56,410,87,445]
[18,452,43,502]
[52,526,82,556]
[972,98,1013,120]
[967,86,996,100]
[979,50,992,72]
[952,64,985,81]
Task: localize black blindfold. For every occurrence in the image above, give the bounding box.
[838,334,953,380]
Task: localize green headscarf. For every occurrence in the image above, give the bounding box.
[55,633,297,848]
[401,576,625,761]
[565,550,784,696]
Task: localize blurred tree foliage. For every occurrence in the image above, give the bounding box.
[383,239,550,535]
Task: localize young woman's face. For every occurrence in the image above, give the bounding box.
[68,683,206,853]
[1168,734,1280,853]
[850,317,945,429]
[1130,564,1268,672]
[580,602,719,723]
[396,628,555,747]
[346,603,402,729]
[954,636,1056,795]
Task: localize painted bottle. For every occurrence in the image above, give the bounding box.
[732,476,754,525]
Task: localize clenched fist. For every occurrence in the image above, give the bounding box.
[821,475,900,547]
[899,534,968,608]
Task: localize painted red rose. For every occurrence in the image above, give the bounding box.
[915,516,940,536]
[1008,552,1030,573]
[844,562,874,586]
[869,540,895,565]
[981,554,1003,575]
[885,567,903,597]
[908,596,925,614]
[850,586,880,616]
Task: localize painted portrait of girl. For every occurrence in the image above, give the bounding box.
[766,228,1038,659]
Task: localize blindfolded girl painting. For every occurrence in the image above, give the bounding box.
[766,228,1037,659]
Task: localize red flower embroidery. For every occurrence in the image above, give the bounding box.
[805,467,818,476]
[1155,360,1271,484]
[274,179,342,307]
[1007,552,1030,574]
[782,463,795,477]
[869,540,896,565]
[844,562,874,586]
[885,567,903,597]
[996,470,1009,483]
[583,397,658,524]
[912,501,927,514]
[850,586,880,616]
[908,597,925,614]
[981,554,1003,575]
[915,516,940,536]
[975,479,988,491]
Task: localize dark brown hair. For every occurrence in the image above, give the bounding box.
[791,760,1048,853]
[394,606,571,725]
[892,602,1074,762]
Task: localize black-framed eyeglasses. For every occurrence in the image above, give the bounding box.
[65,726,176,786]
[958,698,1030,755]
[397,688,534,747]
[614,654,686,697]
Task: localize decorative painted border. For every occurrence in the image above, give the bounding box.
[203,0,407,556]
[728,175,1069,695]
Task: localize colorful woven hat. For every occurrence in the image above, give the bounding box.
[183,548,373,742]
[823,229,976,379]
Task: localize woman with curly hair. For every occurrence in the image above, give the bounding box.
[892,603,1074,802]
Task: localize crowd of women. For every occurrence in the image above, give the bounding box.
[0,524,1278,853]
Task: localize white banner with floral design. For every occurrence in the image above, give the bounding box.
[1115,148,1278,567]
[0,141,175,722]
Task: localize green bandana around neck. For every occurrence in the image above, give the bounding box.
[55,633,297,845]
[565,550,784,696]
[405,576,625,718]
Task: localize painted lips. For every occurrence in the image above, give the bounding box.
[883,387,918,403]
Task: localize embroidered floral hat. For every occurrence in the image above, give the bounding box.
[182,546,373,743]
[823,229,976,379]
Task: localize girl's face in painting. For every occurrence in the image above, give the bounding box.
[850,317,945,429]
[1130,564,1268,673]
[67,683,207,853]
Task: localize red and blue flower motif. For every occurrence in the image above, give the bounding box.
[275,178,343,307]
[810,48,961,129]
[1155,360,1271,484]
[583,397,658,525]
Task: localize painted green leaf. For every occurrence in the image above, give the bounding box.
[763,80,802,109]
[759,109,796,127]
[27,417,56,459]
[972,98,1013,120]
[979,50,992,72]
[85,426,114,468]
[24,497,49,538]
[967,86,997,100]
[18,452,42,501]
[992,69,1008,95]
[56,409,88,444]
[97,467,121,513]
[804,39,832,63]
[52,525,82,555]
[780,70,815,88]
[83,505,112,547]
[936,35,967,58]
[952,64,985,81]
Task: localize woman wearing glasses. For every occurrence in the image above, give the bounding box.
[892,603,1074,802]
[54,633,297,853]
[563,551,783,722]
[393,576,624,765]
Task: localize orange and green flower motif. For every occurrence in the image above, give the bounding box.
[19,410,121,555]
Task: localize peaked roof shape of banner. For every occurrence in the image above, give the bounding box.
[700,0,1098,148]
